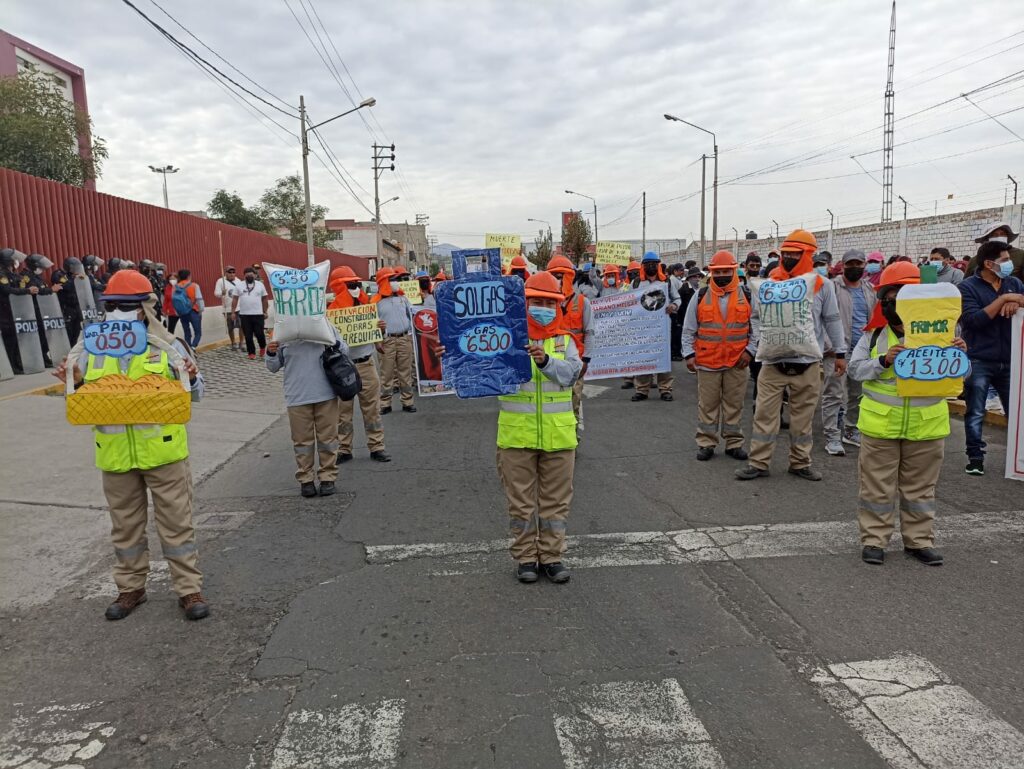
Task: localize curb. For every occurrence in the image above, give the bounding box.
[0,338,234,401]
[946,399,1008,428]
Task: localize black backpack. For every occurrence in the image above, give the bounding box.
[321,343,362,400]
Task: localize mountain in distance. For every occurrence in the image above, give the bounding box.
[429,242,463,258]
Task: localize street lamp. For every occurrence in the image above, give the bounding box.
[527,217,553,244]
[665,114,718,251]
[148,164,178,209]
[771,219,780,247]
[565,190,598,246]
[378,196,399,215]
[299,94,376,265]
[827,208,835,252]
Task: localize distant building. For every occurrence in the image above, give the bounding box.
[0,30,95,191]
[323,219,427,273]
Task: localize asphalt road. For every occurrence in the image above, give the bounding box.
[2,362,1022,769]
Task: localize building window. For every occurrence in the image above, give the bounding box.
[16,56,31,70]
[51,74,67,89]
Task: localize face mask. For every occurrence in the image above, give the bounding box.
[349,287,362,297]
[419,279,431,290]
[528,306,556,326]
[712,275,732,288]
[737,268,745,277]
[814,266,828,277]
[156,270,164,277]
[643,263,658,277]
[997,260,1014,278]
[781,256,800,273]
[106,308,139,322]
[688,278,700,288]
[245,276,255,284]
[389,281,400,291]
[844,266,865,282]
[881,303,902,327]
[866,262,881,275]
[928,260,943,270]
[989,236,1008,244]
[34,267,43,275]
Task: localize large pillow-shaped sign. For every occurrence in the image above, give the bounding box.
[264,261,335,345]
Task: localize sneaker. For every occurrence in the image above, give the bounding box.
[541,562,571,584]
[178,592,210,620]
[631,392,648,402]
[905,547,944,566]
[402,405,417,413]
[248,353,256,360]
[300,482,318,497]
[965,459,984,476]
[696,446,715,461]
[725,447,749,460]
[517,562,539,583]
[660,392,673,402]
[841,427,862,447]
[788,466,823,481]
[259,347,266,358]
[338,452,354,463]
[318,481,336,496]
[735,465,770,480]
[104,588,147,621]
[861,546,885,565]
[380,406,392,415]
[370,450,392,462]
[825,440,846,457]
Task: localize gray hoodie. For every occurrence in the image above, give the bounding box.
[266,328,349,407]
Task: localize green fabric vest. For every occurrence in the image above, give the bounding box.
[84,348,190,473]
[497,335,577,452]
[858,328,950,441]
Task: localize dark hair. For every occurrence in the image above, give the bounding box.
[977,240,1011,266]
[177,268,190,280]
[244,267,257,275]
[930,247,951,259]
[684,260,697,269]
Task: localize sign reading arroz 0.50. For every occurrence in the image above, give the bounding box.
[433,248,532,398]
[264,261,335,345]
[82,320,148,358]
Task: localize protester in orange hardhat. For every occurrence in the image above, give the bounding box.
[372,268,417,413]
[328,266,391,463]
[600,264,619,292]
[432,270,448,283]
[546,255,594,437]
[631,252,681,402]
[849,262,967,566]
[681,251,759,461]
[509,255,531,281]
[53,269,209,622]
[497,271,582,585]
[737,229,847,482]
[624,260,641,289]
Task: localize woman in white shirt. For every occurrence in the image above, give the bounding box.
[231,267,269,359]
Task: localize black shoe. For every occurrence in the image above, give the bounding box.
[905,547,944,566]
[516,562,539,583]
[735,465,770,481]
[380,406,392,415]
[965,459,984,476]
[620,381,634,389]
[541,562,571,583]
[696,447,714,461]
[104,589,147,620]
[788,466,822,482]
[402,405,417,413]
[725,447,749,461]
[300,482,318,497]
[671,355,684,361]
[861,546,885,565]
[370,450,392,462]
[660,392,673,401]
[318,481,336,496]
[631,392,648,402]
[337,452,354,463]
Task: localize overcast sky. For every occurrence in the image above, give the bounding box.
[8,0,1022,249]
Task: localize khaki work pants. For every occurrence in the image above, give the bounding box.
[634,371,674,396]
[339,358,386,453]
[287,399,340,483]
[101,458,201,597]
[379,334,415,408]
[696,367,748,449]
[496,447,575,565]
[858,434,943,548]
[749,362,821,470]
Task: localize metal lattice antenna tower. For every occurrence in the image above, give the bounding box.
[882,1,896,222]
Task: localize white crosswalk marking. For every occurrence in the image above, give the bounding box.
[269,699,406,769]
[810,653,1024,769]
[552,679,727,769]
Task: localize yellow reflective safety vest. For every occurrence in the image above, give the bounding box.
[83,348,190,473]
[858,328,950,441]
[497,335,577,452]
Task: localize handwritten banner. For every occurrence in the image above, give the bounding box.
[397,280,423,305]
[485,233,522,269]
[596,241,633,267]
[326,305,383,346]
[896,283,963,397]
[583,288,670,380]
[82,320,148,358]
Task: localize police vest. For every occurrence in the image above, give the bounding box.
[694,286,751,368]
[562,293,587,356]
[858,328,950,441]
[83,348,190,473]
[497,335,577,452]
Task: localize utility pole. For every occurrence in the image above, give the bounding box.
[898,195,908,255]
[827,208,835,253]
[772,219,780,249]
[641,191,646,255]
[148,164,178,210]
[882,1,896,222]
[731,226,739,257]
[700,154,707,261]
[712,141,718,251]
[1009,175,1018,205]
[373,143,396,267]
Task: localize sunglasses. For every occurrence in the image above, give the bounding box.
[103,301,142,312]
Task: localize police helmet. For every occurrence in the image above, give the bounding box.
[26,253,54,271]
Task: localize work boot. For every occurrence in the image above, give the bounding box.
[542,562,571,584]
[178,592,210,620]
[696,447,714,461]
[402,405,417,413]
[104,589,147,621]
[725,447,749,460]
[660,392,673,402]
[370,450,392,462]
[300,482,318,497]
[631,392,648,402]
[788,466,823,481]
[735,465,769,481]
[338,451,354,463]
[318,481,336,496]
[825,440,846,457]
[380,406,392,415]
[671,354,684,362]
[861,546,885,565]
[516,562,539,584]
[842,427,862,447]
[620,380,634,389]
[905,547,944,566]
[965,458,984,476]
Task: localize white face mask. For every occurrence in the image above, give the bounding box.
[929,260,943,269]
[989,236,1008,244]
[348,287,361,297]
[106,309,139,322]
[34,267,43,275]
[389,281,400,291]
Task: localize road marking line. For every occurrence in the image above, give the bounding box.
[582,384,610,399]
[553,678,727,769]
[810,653,1024,769]
[269,699,405,769]
[365,510,1024,574]
[0,701,113,769]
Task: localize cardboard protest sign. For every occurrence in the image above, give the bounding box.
[583,288,671,380]
[264,261,334,345]
[412,308,453,396]
[485,233,521,269]
[1006,310,1024,482]
[397,280,423,305]
[750,275,820,361]
[895,284,965,398]
[596,242,633,267]
[326,305,383,346]
[433,248,532,398]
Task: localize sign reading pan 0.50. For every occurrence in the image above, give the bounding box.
[82,320,148,358]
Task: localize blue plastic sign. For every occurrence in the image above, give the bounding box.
[894,346,971,381]
[758,278,808,304]
[82,320,148,358]
[268,267,318,290]
[434,249,532,398]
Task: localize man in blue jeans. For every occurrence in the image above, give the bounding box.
[174,269,205,349]
[958,240,1024,475]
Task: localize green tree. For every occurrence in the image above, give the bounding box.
[257,174,334,249]
[207,189,271,233]
[0,63,108,186]
[428,261,441,277]
[561,213,592,266]
[531,228,554,270]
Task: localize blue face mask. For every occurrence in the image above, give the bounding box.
[866,262,881,274]
[997,260,1014,278]
[814,266,828,276]
[528,307,556,326]
[737,268,746,277]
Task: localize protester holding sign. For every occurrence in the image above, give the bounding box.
[547,256,594,436]
[372,268,417,413]
[631,252,680,402]
[54,270,209,621]
[849,262,968,566]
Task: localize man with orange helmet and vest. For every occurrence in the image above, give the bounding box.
[849,262,967,566]
[546,255,594,436]
[599,264,620,293]
[624,260,641,289]
[736,229,846,481]
[53,270,210,622]
[509,255,531,282]
[372,267,417,414]
[682,251,759,461]
[632,252,681,401]
[328,266,391,463]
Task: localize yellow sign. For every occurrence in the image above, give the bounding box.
[397,280,423,305]
[895,283,963,397]
[326,305,384,346]
[596,241,633,267]
[485,233,522,268]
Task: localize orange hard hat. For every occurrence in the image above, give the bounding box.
[433,270,448,282]
[546,255,575,274]
[511,254,529,269]
[780,229,818,252]
[392,266,410,279]
[709,250,738,269]
[626,260,641,272]
[330,265,359,283]
[602,264,619,276]
[375,267,394,281]
[878,262,921,291]
[524,271,564,301]
[103,269,154,299]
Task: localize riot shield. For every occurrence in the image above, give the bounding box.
[75,275,101,325]
[10,294,45,374]
[0,337,14,381]
[37,293,71,364]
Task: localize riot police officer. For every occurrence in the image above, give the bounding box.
[141,259,165,319]
[51,257,86,345]
[0,248,32,374]
[84,255,107,307]
[23,253,56,366]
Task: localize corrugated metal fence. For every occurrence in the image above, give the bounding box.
[0,168,369,297]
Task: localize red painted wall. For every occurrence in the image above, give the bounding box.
[0,167,370,297]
